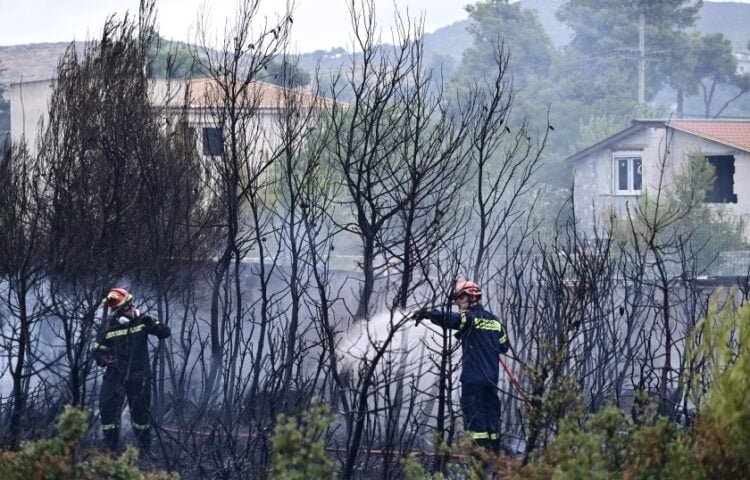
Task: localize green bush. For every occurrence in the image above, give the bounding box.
[403,434,521,480]
[684,292,750,478]
[270,400,337,480]
[511,291,750,480]
[515,407,627,479]
[0,405,176,480]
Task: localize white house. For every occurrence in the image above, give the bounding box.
[9,78,56,148]
[567,118,750,239]
[10,77,332,157]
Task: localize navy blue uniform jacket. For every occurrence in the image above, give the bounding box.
[424,304,510,386]
[93,314,170,374]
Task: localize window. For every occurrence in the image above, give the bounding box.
[614,156,642,193]
[202,127,223,156]
[706,155,737,203]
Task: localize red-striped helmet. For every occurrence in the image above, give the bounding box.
[102,288,133,310]
[452,281,482,300]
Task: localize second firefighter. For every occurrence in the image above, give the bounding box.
[92,287,171,454]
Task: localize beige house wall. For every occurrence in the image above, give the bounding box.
[10,78,55,152]
[573,125,750,240]
[10,78,286,159]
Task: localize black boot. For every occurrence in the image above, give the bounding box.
[490,438,502,454]
[135,427,151,451]
[103,427,120,452]
[475,438,492,451]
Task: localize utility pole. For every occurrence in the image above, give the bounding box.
[638,13,645,104]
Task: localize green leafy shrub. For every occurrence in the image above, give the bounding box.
[684,292,750,478]
[403,434,520,480]
[515,407,629,479]
[270,400,337,480]
[624,417,694,480]
[511,291,750,480]
[0,405,176,480]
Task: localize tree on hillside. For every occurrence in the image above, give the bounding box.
[503,0,700,173]
[147,38,197,78]
[663,32,750,117]
[696,35,750,118]
[447,0,575,190]
[556,0,701,105]
[262,60,310,87]
[453,0,555,92]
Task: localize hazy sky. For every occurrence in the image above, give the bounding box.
[0,0,746,50]
[0,0,470,50]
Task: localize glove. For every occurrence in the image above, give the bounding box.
[94,352,113,367]
[151,320,171,339]
[412,308,429,325]
[156,324,171,339]
[143,315,171,339]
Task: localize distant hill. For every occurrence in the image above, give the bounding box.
[2,1,749,88]
[294,19,472,80]
[0,42,87,85]
[422,20,473,65]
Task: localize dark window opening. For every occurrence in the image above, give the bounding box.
[203,127,223,156]
[632,158,642,191]
[618,158,629,191]
[706,155,736,203]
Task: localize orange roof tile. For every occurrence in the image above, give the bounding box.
[184,77,336,110]
[667,119,750,153]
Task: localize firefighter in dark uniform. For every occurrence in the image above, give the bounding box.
[415,280,510,452]
[92,287,170,453]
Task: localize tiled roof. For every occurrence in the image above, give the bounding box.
[184,77,336,110]
[566,119,750,162]
[667,119,750,153]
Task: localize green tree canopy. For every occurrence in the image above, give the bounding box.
[262,60,311,88]
[453,0,555,90]
[147,38,197,78]
[556,0,702,104]
[662,32,738,116]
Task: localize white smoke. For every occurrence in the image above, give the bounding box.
[338,309,435,366]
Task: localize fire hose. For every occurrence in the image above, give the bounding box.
[499,355,533,412]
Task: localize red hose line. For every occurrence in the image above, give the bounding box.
[499,355,533,412]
